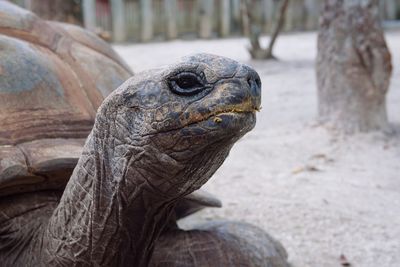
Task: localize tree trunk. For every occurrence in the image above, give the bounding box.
[316,0,392,133]
[29,0,82,25]
[243,0,289,60]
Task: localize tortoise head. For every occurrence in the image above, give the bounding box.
[96,53,261,198]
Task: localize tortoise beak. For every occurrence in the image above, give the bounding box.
[212,66,262,115]
[245,67,262,111]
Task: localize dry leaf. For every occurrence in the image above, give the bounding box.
[305,165,321,172]
[291,166,305,174]
[339,254,351,266]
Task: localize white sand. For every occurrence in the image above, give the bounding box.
[114,31,400,267]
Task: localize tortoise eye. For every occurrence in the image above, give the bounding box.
[168,72,205,96]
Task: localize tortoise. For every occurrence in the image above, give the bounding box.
[0,2,289,266]
[0,1,132,197]
[0,1,217,211]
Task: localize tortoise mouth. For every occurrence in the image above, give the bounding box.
[180,107,258,134]
[144,102,260,137]
[188,101,260,126]
[201,108,258,124]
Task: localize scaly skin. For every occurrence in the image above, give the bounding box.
[151,221,289,267]
[0,54,261,266]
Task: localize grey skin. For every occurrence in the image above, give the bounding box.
[0,54,262,266]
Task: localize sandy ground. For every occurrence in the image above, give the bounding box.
[114,31,400,267]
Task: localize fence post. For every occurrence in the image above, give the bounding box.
[262,0,275,32]
[219,0,231,37]
[23,0,31,9]
[285,0,306,31]
[231,0,241,34]
[111,0,126,42]
[13,0,25,7]
[82,0,96,31]
[232,0,241,21]
[198,0,213,38]
[140,0,153,42]
[384,0,398,19]
[304,0,320,30]
[164,0,178,39]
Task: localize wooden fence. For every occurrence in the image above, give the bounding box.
[80,0,324,42]
[12,0,400,42]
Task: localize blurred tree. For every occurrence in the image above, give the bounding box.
[316,0,392,133]
[242,0,289,60]
[25,0,82,25]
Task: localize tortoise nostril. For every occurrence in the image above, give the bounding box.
[247,77,252,88]
[246,75,261,96]
[242,67,261,99]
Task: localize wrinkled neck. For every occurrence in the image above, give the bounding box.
[45,131,176,266]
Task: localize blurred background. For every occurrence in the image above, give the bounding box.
[10,0,400,42]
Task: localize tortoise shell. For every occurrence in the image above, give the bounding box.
[0,1,133,196]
